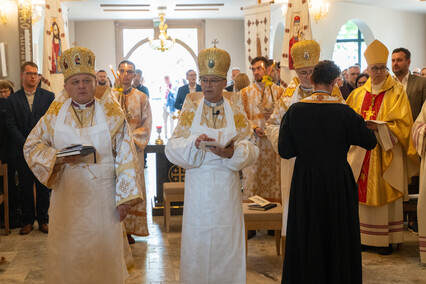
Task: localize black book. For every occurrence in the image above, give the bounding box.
[56,144,96,163]
[248,203,278,211]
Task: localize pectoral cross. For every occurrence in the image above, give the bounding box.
[364,106,375,120]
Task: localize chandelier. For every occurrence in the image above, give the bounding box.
[309,0,329,23]
[149,13,175,52]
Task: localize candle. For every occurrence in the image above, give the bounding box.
[268,60,275,76]
[109,65,118,81]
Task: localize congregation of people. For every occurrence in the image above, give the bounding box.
[0,35,426,284]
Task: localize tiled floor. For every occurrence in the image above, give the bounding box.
[1,155,426,283]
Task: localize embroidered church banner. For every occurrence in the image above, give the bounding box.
[280,0,312,85]
[243,3,271,75]
[43,0,69,95]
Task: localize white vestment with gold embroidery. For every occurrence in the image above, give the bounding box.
[240,83,284,201]
[165,92,258,284]
[24,89,142,283]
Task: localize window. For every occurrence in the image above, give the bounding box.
[332,21,367,71]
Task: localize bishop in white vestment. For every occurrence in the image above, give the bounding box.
[165,46,258,284]
[23,47,143,283]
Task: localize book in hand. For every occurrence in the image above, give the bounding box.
[248,195,277,211]
[56,144,97,163]
[198,133,241,152]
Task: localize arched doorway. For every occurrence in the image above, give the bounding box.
[332,20,373,71]
[123,34,199,139]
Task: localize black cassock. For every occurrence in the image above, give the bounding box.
[278,100,376,284]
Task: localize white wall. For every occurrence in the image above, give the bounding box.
[73,19,245,82]
[268,2,426,72]
[0,2,20,88]
[205,19,245,81]
[74,20,116,78]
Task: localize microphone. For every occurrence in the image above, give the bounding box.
[212,109,220,116]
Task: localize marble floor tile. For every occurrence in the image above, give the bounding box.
[1,159,426,283]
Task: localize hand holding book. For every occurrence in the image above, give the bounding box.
[56,144,97,163]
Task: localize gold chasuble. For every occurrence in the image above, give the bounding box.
[240,83,284,202]
[112,87,152,237]
[346,74,419,207]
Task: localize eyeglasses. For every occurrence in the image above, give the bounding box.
[296,70,313,76]
[118,69,135,75]
[200,78,225,85]
[369,66,387,73]
[24,72,38,77]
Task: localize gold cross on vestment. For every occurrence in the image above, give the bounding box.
[364,107,375,120]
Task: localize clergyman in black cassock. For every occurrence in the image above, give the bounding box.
[278,60,377,284]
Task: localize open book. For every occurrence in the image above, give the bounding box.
[248,195,277,211]
[366,120,387,124]
[198,133,240,152]
[56,144,97,163]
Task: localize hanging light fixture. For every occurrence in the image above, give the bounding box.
[149,12,175,52]
[309,0,329,23]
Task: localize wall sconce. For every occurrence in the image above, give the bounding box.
[0,3,7,25]
[309,0,329,23]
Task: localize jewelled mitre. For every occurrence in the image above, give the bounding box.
[290,40,320,69]
[59,46,96,82]
[198,46,231,79]
[364,39,389,65]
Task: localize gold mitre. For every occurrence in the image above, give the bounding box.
[198,47,230,79]
[59,46,96,82]
[291,40,320,69]
[364,39,389,65]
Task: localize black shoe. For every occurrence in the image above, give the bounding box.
[408,221,419,235]
[127,234,135,244]
[361,244,370,251]
[378,245,393,255]
[247,230,256,239]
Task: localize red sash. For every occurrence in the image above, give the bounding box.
[358,91,385,203]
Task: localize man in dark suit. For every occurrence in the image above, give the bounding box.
[225,67,240,92]
[132,69,150,97]
[6,61,55,235]
[174,69,202,110]
[392,48,426,121]
[392,47,426,235]
[339,65,360,100]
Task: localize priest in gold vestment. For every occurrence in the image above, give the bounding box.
[165,46,258,284]
[240,56,284,202]
[113,60,152,244]
[347,40,419,255]
[23,47,143,283]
